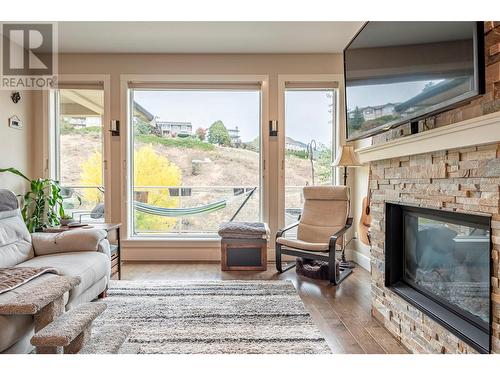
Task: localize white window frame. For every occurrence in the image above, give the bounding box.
[43,74,112,223]
[277,74,346,229]
[120,74,270,242]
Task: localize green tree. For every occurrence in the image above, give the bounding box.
[195,127,207,141]
[59,118,76,135]
[246,136,260,152]
[207,120,230,146]
[317,147,333,184]
[349,106,365,130]
[134,117,154,135]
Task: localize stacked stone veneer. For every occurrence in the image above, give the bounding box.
[369,143,500,353]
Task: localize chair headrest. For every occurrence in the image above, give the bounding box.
[0,189,19,212]
[303,186,348,201]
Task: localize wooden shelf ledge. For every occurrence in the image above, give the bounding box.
[355,111,500,163]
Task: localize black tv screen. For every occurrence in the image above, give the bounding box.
[344,21,484,141]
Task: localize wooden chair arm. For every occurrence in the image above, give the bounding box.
[276,221,300,240]
[328,218,353,251]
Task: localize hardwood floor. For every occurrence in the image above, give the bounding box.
[120,261,408,354]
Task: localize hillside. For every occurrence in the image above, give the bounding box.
[60,130,330,232]
[60,132,322,188]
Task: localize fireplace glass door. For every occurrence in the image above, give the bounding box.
[404,212,490,328]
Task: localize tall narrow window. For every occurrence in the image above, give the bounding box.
[283,88,336,226]
[54,88,105,222]
[129,88,262,237]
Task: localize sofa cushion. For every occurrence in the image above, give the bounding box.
[0,189,19,212]
[17,252,110,306]
[66,276,108,310]
[0,214,34,267]
[31,229,107,256]
[0,313,33,353]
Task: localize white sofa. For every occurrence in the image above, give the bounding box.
[0,189,111,353]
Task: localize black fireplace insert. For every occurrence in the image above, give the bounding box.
[385,202,491,353]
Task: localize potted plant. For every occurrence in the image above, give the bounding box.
[60,213,75,227]
[0,167,66,232]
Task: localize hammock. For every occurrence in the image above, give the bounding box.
[134,187,256,219]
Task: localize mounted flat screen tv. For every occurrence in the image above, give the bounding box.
[344,22,484,141]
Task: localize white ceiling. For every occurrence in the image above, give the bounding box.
[57,22,364,54]
[351,22,474,48]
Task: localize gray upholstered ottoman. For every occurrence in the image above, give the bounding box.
[218,222,269,271]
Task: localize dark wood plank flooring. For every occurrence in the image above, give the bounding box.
[120,262,407,354]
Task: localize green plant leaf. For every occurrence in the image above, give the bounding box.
[0,167,30,181]
[1,169,66,232]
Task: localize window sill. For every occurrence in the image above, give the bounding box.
[122,237,221,248]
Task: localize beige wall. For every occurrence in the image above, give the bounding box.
[345,135,377,271]
[347,162,371,269]
[32,53,344,260]
[0,90,34,194]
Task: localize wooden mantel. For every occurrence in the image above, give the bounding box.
[355,111,500,163]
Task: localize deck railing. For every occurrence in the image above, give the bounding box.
[61,184,309,235]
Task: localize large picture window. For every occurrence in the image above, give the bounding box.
[53,88,106,223]
[129,88,262,237]
[283,87,336,226]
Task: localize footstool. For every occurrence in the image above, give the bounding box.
[218,222,269,271]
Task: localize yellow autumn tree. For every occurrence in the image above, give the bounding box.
[80,152,103,203]
[133,146,182,231]
[80,145,182,231]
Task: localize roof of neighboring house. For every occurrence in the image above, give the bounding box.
[285,137,307,149]
[156,121,192,127]
[134,101,154,121]
[353,103,398,112]
[394,77,469,113]
[227,127,240,137]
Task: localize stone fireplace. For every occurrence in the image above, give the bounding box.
[354,20,500,354]
[368,143,500,353]
[385,202,491,352]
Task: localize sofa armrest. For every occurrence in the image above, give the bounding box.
[97,239,111,259]
[31,229,108,256]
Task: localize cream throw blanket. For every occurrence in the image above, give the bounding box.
[0,267,59,295]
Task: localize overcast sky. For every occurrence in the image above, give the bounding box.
[133,89,334,145]
[285,90,333,147]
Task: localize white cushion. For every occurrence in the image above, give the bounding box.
[17,252,110,306]
[298,186,348,244]
[31,229,107,256]
[0,214,33,267]
[66,276,108,310]
[276,237,329,252]
[0,312,33,352]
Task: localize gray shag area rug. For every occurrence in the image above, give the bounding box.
[93,280,330,354]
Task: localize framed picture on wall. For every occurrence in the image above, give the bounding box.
[8,115,23,130]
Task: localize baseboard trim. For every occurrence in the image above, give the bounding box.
[123,246,220,261]
[345,247,371,271]
[123,243,371,269]
[123,246,277,262]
